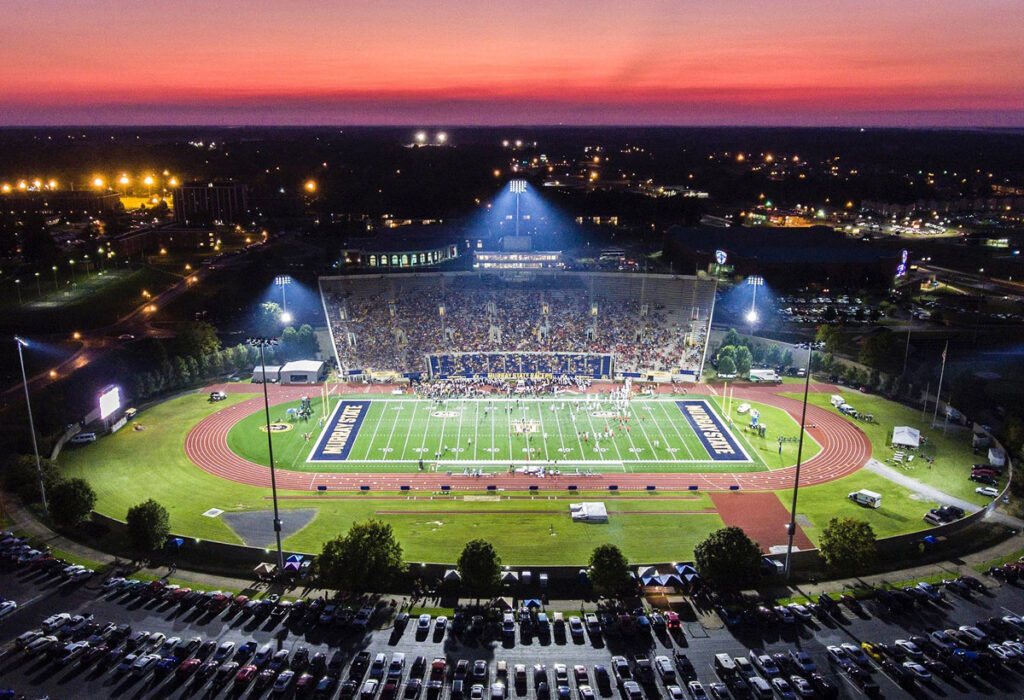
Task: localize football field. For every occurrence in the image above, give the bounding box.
[226,394,818,474]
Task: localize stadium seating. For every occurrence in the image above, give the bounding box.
[319,272,715,379]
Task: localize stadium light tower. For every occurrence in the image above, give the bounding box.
[246,337,285,573]
[784,346,813,580]
[509,179,527,237]
[14,336,48,516]
[745,275,764,327]
[274,275,292,314]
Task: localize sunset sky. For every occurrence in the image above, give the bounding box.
[2,0,1022,126]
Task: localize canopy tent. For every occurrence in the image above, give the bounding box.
[494,597,513,610]
[523,599,543,609]
[442,569,461,582]
[283,561,301,572]
[657,573,685,588]
[637,565,658,579]
[641,575,658,586]
[253,562,275,577]
[674,563,697,575]
[286,554,304,563]
[501,571,519,584]
[165,537,185,549]
[892,426,921,448]
[570,502,608,523]
[578,569,590,582]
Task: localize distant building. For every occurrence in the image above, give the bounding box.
[663,225,899,287]
[341,224,463,270]
[0,190,122,216]
[172,181,249,226]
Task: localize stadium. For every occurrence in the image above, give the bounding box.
[54,180,1000,569]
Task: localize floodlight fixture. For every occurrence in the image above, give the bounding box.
[745,310,759,323]
[274,275,293,312]
[509,179,527,194]
[280,311,293,325]
[746,275,764,286]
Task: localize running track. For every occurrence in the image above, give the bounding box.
[184,382,872,493]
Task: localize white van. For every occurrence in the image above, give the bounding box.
[848,489,882,508]
[69,433,97,444]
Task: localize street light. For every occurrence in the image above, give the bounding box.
[14,279,21,305]
[784,346,813,580]
[14,336,48,516]
[34,272,41,296]
[246,337,285,572]
[51,265,58,290]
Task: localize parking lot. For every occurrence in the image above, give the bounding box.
[0,559,1022,700]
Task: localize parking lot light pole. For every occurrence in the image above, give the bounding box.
[247,337,285,572]
[784,347,813,580]
[14,336,48,516]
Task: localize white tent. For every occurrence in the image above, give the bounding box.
[892,426,921,448]
[570,502,608,523]
[636,565,658,579]
[442,569,461,582]
[501,571,519,584]
[280,360,326,385]
[988,447,1006,467]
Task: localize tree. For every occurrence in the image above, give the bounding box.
[717,345,736,362]
[317,519,404,592]
[819,517,876,575]
[255,301,284,337]
[766,344,782,366]
[588,544,631,597]
[734,346,753,377]
[781,348,794,368]
[457,539,502,599]
[717,355,737,376]
[48,478,96,529]
[2,454,62,504]
[721,328,743,350]
[858,331,896,373]
[125,499,171,555]
[694,526,762,592]
[174,321,220,357]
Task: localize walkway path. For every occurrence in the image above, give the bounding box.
[864,458,1024,528]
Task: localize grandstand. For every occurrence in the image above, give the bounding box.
[319,272,716,382]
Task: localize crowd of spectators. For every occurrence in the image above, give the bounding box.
[322,274,712,377]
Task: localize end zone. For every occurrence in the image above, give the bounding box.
[307,400,371,462]
[675,399,751,462]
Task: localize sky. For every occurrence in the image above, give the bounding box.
[1,0,1022,126]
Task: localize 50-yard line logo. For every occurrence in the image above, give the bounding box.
[308,400,370,462]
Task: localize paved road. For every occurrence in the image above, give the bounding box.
[1,564,1023,699]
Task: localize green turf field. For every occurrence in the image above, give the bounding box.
[54,388,976,564]
[226,394,818,473]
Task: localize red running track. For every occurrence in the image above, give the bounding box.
[184,382,872,493]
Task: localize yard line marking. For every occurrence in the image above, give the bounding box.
[359,400,390,461]
[381,399,403,456]
[655,400,698,461]
[473,401,480,462]
[536,401,551,463]
[398,400,417,461]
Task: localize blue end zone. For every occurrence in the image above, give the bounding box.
[675,399,750,462]
[308,400,371,461]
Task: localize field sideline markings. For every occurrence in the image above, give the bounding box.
[397,399,417,460]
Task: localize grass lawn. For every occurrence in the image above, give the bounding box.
[785,391,992,506]
[777,471,942,544]
[58,392,724,563]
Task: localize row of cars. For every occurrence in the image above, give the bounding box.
[0,533,95,582]
[985,554,1024,583]
[838,613,1024,693]
[12,609,352,696]
[104,575,380,634]
[718,573,992,630]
